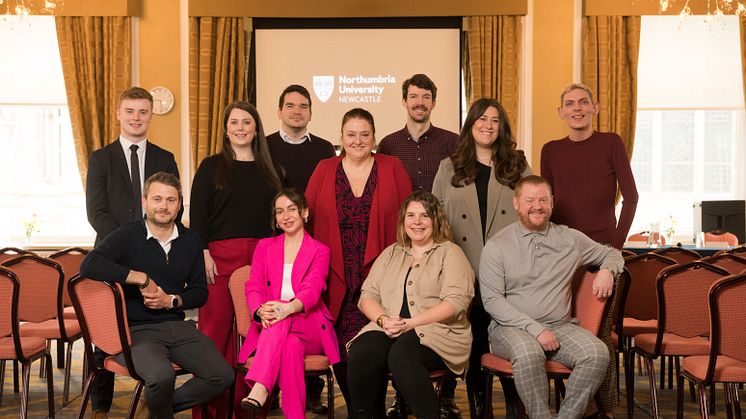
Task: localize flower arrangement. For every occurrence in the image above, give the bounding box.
[661,215,678,241]
[22,214,40,242]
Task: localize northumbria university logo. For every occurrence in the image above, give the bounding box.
[313,76,334,103]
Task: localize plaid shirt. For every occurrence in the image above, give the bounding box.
[377,124,458,192]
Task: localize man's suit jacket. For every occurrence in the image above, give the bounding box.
[238,232,340,365]
[86,139,179,245]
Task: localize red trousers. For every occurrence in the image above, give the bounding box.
[193,237,259,419]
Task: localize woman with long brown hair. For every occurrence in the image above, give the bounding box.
[432,97,531,417]
[190,101,283,418]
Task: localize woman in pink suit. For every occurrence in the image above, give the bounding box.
[238,188,340,418]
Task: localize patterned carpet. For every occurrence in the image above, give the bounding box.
[1,343,742,418]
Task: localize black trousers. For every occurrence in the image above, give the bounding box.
[91,347,115,411]
[114,320,235,418]
[470,303,520,418]
[348,330,447,419]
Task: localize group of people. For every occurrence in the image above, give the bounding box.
[79,73,638,419]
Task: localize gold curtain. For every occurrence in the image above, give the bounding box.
[462,16,522,134]
[189,17,248,171]
[582,16,641,160]
[55,16,132,188]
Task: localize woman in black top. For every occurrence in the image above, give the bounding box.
[189,101,283,418]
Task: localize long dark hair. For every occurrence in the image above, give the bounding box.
[271,188,308,234]
[450,98,527,189]
[215,101,283,191]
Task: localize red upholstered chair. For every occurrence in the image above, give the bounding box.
[679,272,746,419]
[49,247,89,320]
[226,265,335,419]
[0,266,55,418]
[621,253,678,389]
[704,231,739,248]
[653,247,702,265]
[628,232,666,246]
[700,254,746,275]
[714,245,746,257]
[0,247,33,264]
[480,266,613,417]
[1,254,83,406]
[69,275,207,419]
[627,262,730,419]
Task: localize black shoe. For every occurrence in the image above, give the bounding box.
[439,397,462,419]
[306,394,329,415]
[386,392,411,418]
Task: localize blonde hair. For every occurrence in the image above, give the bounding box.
[559,83,595,105]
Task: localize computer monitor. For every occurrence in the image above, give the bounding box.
[693,200,745,244]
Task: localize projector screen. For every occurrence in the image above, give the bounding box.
[254,19,462,146]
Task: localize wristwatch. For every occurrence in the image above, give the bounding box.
[169,294,180,309]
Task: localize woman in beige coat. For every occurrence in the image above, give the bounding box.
[432,97,531,417]
[347,190,474,419]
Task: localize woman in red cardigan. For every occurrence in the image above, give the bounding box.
[305,108,412,413]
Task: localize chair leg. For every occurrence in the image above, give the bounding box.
[668,355,675,389]
[660,355,666,389]
[733,383,742,419]
[710,383,717,415]
[698,382,710,419]
[676,373,685,419]
[645,356,660,419]
[13,360,19,393]
[40,341,51,378]
[77,369,101,419]
[127,381,144,419]
[626,349,636,419]
[0,360,5,406]
[57,340,65,369]
[44,353,55,418]
[21,360,32,419]
[482,372,494,419]
[63,340,74,405]
[327,370,335,419]
[725,383,735,419]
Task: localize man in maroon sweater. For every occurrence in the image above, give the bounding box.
[540,83,638,418]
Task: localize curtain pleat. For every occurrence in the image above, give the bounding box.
[462,15,522,136]
[55,16,131,189]
[189,17,248,172]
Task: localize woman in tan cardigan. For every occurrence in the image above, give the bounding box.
[346,190,474,419]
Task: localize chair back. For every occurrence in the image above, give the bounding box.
[68,276,138,378]
[49,247,89,306]
[1,254,63,324]
[628,232,666,245]
[0,267,26,362]
[611,268,632,349]
[228,265,252,339]
[655,262,729,347]
[571,266,613,336]
[700,254,746,275]
[623,253,677,321]
[701,273,746,385]
[713,245,746,257]
[652,247,701,264]
[0,247,32,264]
[621,249,637,259]
[704,232,739,247]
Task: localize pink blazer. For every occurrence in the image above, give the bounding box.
[237,232,340,364]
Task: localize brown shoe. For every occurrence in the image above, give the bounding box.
[92,410,109,419]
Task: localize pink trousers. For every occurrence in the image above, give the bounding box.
[193,237,259,419]
[245,313,324,419]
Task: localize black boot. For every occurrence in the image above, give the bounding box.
[386,391,411,418]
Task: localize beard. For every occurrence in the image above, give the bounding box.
[518,209,550,231]
[147,210,177,228]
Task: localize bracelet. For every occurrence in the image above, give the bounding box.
[139,276,151,289]
[376,314,388,328]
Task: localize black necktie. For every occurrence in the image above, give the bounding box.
[130,144,142,219]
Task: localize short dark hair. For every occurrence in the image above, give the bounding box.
[514,175,552,197]
[144,171,182,202]
[118,86,153,106]
[402,74,437,100]
[278,85,312,110]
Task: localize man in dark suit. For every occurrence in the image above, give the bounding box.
[86,86,180,246]
[85,86,180,418]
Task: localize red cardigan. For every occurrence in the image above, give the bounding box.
[305,153,412,320]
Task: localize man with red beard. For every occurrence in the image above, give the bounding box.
[479,175,623,419]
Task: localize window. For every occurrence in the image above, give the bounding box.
[0,16,95,245]
[625,15,745,242]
